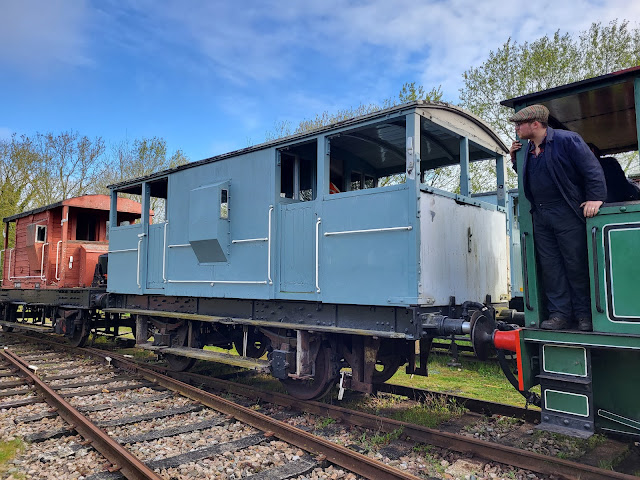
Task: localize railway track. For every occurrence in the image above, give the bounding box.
[0,337,418,480]
[1,332,638,480]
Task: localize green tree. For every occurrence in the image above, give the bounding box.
[460,19,640,182]
[0,134,42,249]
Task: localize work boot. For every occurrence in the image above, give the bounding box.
[577,317,593,332]
[540,317,570,330]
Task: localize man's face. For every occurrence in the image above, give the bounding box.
[514,120,534,139]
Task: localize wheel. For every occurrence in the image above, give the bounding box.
[372,354,405,383]
[164,322,201,372]
[281,345,338,400]
[233,330,268,358]
[67,311,90,348]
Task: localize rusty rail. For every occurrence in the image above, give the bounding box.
[3,333,636,480]
[86,348,637,480]
[0,348,163,480]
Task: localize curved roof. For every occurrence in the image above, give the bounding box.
[109,101,508,191]
[3,195,143,223]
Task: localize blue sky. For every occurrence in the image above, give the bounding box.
[1,0,638,162]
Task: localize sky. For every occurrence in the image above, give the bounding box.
[1,0,639,163]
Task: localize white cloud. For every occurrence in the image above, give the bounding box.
[0,0,92,73]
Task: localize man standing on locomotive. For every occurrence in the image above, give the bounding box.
[509,104,606,332]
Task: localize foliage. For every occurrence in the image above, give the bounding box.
[0,132,188,251]
[266,81,445,141]
[460,19,640,179]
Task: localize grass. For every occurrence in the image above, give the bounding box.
[385,352,538,407]
[0,438,24,474]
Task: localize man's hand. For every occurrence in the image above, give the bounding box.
[509,141,522,163]
[580,200,603,218]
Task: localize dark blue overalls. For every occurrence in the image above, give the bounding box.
[526,142,591,323]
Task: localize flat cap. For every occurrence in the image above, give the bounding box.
[508,104,549,123]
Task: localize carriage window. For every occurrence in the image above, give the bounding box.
[76,213,96,241]
[36,225,47,242]
[220,189,229,219]
[328,117,406,193]
[279,140,317,201]
[148,177,168,224]
[115,188,143,226]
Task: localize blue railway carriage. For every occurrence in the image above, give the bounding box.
[474,66,640,439]
[106,102,510,399]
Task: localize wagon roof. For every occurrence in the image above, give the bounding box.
[3,194,143,223]
[108,101,508,191]
[501,65,640,155]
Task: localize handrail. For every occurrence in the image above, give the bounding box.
[40,242,49,281]
[162,222,168,283]
[316,217,321,293]
[324,226,412,236]
[232,237,268,244]
[591,226,604,313]
[268,205,273,285]
[8,247,50,281]
[136,233,146,289]
[7,248,12,281]
[55,241,62,281]
[164,206,274,287]
[521,231,533,311]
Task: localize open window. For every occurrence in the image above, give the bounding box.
[279,140,317,201]
[148,177,168,223]
[328,116,407,194]
[114,186,143,226]
[75,212,96,241]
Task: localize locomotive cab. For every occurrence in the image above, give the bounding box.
[489,67,640,439]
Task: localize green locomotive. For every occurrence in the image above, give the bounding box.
[488,66,640,438]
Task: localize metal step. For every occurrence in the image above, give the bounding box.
[138,343,270,372]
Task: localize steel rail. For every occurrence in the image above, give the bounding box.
[81,349,422,480]
[0,348,163,480]
[81,348,639,480]
[4,333,637,480]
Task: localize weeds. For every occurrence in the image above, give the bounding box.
[0,438,24,470]
[316,417,336,429]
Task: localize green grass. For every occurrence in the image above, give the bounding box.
[386,352,538,407]
[0,438,24,473]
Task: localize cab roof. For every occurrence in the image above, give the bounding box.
[502,66,640,155]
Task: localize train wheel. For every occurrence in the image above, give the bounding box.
[164,322,201,372]
[281,345,338,400]
[233,330,268,358]
[68,311,91,348]
[372,354,405,383]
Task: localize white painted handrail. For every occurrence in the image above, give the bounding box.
[162,222,168,283]
[268,205,273,285]
[55,241,62,281]
[232,237,267,244]
[109,248,138,253]
[167,280,267,285]
[316,217,321,293]
[324,226,412,236]
[40,243,49,281]
[7,247,49,281]
[136,233,146,288]
[168,244,190,248]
